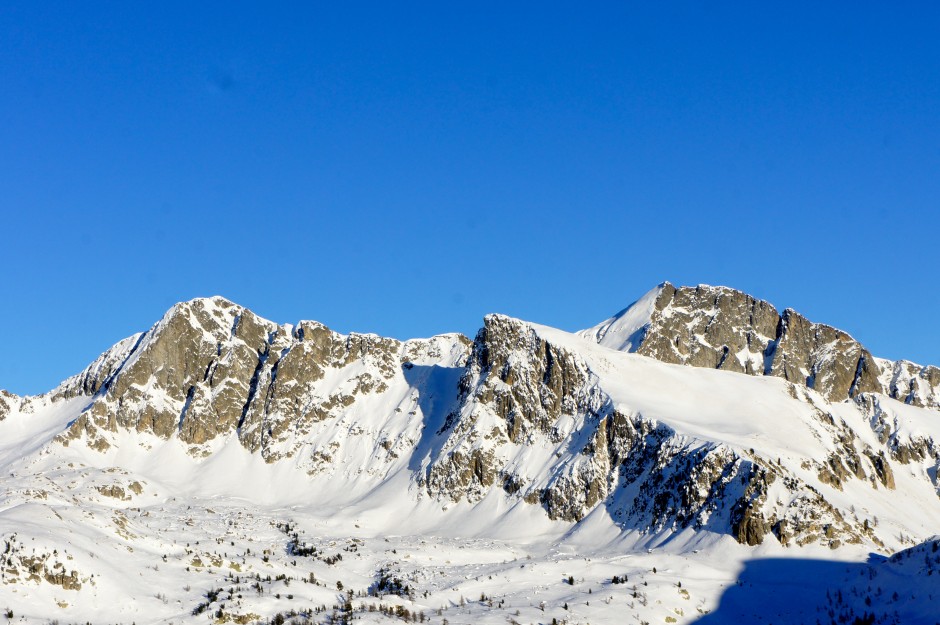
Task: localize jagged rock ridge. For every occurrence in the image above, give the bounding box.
[581,282,940,408]
[2,288,938,553]
[55,297,472,466]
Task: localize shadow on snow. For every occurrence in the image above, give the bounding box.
[691,552,931,625]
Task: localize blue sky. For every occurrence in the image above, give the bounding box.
[2,3,939,395]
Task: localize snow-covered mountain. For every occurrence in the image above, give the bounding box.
[580,282,940,408]
[1,285,938,624]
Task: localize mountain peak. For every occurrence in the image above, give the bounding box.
[578,283,667,352]
[582,283,940,408]
[163,294,241,320]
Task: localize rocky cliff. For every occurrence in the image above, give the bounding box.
[4,289,937,553]
[55,297,472,467]
[581,282,940,408]
[424,314,918,548]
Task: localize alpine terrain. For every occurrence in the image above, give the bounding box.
[1,282,938,624]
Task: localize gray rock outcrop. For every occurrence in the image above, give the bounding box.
[15,289,934,551]
[56,296,472,461]
[583,282,940,408]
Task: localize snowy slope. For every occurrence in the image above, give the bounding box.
[577,283,663,352]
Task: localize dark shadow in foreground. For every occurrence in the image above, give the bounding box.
[691,543,939,625]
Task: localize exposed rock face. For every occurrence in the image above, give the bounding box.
[17,290,936,551]
[422,315,884,548]
[59,298,280,448]
[582,282,939,408]
[57,297,473,462]
[1,535,84,591]
[51,332,148,401]
[877,359,940,410]
[236,320,432,462]
[426,314,610,512]
[631,283,781,376]
[855,393,939,489]
[0,390,15,421]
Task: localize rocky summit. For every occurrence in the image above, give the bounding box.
[581,282,940,407]
[1,285,938,625]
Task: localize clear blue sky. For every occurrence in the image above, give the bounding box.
[2,2,939,395]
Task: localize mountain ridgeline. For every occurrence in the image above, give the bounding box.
[580,282,940,408]
[2,284,938,552]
